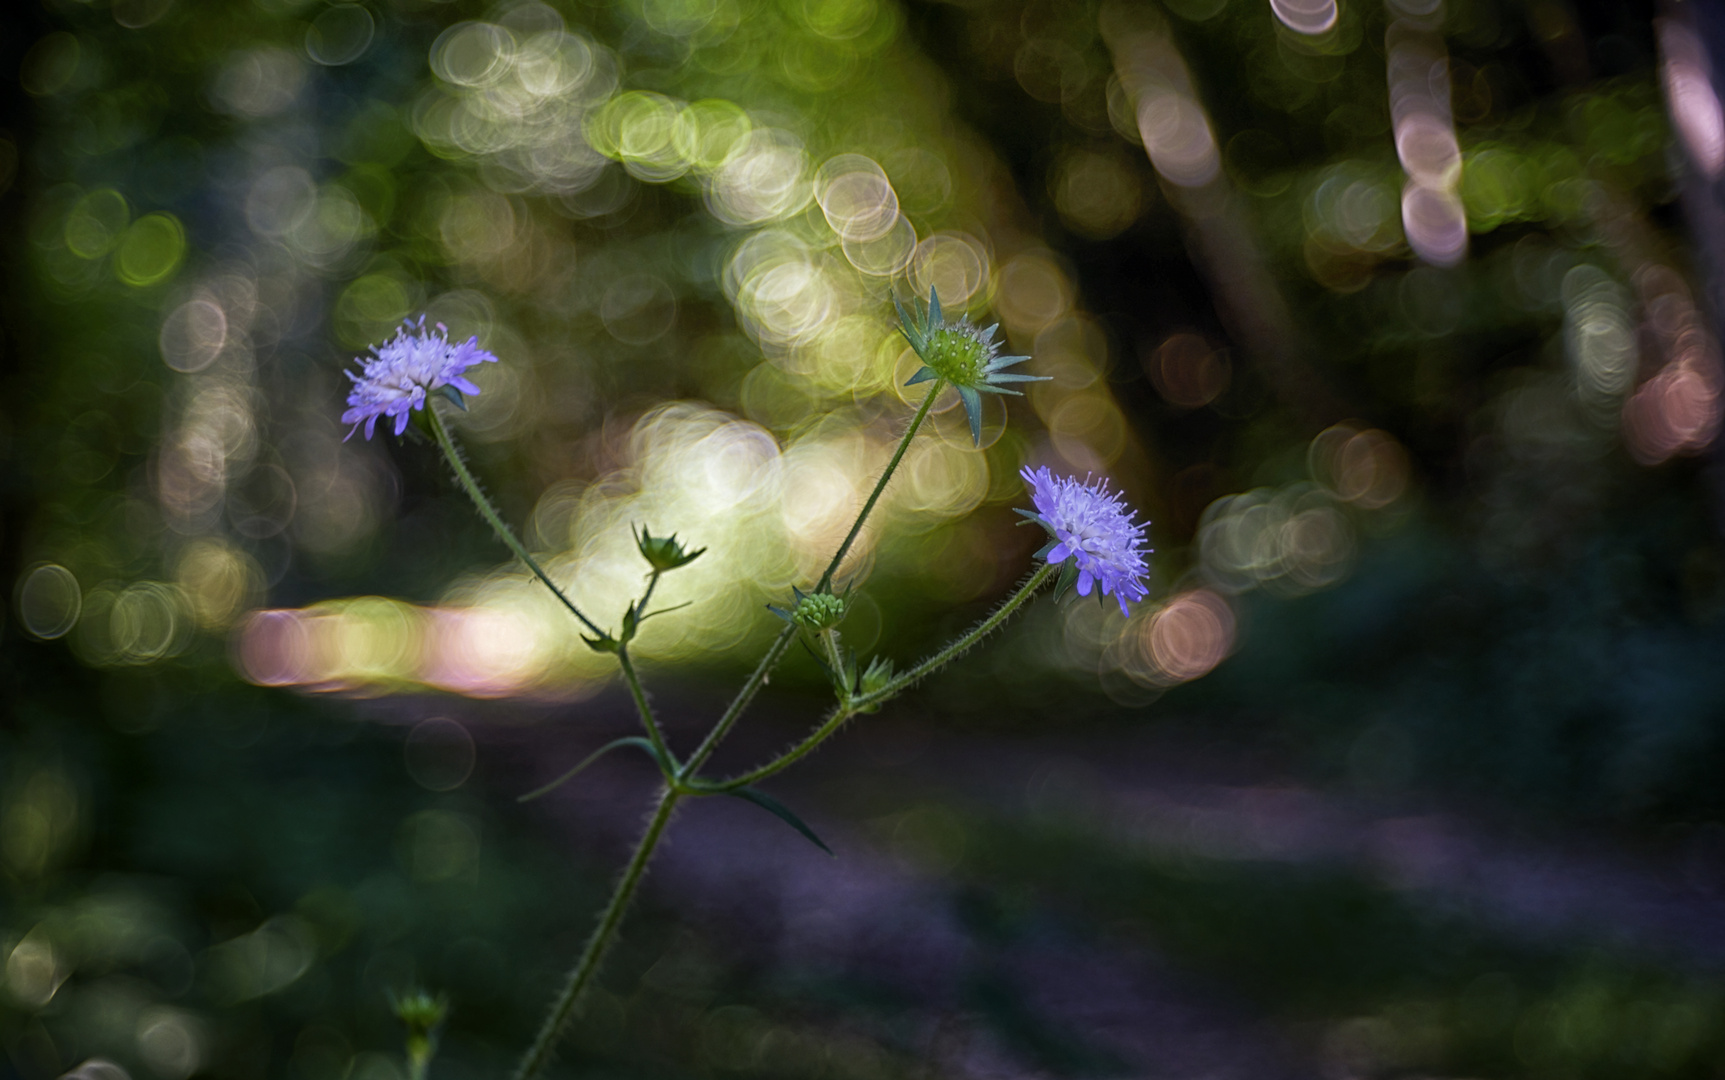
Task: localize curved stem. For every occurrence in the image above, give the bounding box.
[701,561,1059,792]
[513,787,681,1080]
[857,561,1057,706]
[680,382,945,778]
[427,405,607,640]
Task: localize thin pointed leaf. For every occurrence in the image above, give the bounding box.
[981,322,999,342]
[767,604,794,624]
[436,385,469,411]
[1054,559,1080,602]
[893,295,926,354]
[904,366,938,386]
[973,384,1022,396]
[1034,538,1060,559]
[799,638,836,681]
[957,385,983,445]
[637,601,693,624]
[728,786,835,856]
[985,355,1035,369]
[518,737,661,801]
[927,286,943,332]
[984,372,1048,383]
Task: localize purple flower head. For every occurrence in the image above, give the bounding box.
[1020,466,1151,615]
[341,316,498,440]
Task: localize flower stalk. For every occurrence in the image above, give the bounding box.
[345,295,1155,1080]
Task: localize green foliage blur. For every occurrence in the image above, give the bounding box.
[6,0,1725,1077]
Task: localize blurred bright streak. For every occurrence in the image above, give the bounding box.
[1659,18,1725,180]
[1387,10,1464,266]
[1563,265,1638,426]
[235,610,312,687]
[425,603,556,697]
[1394,113,1460,186]
[1401,181,1467,267]
[1136,92,1220,188]
[1270,0,1338,35]
[1136,589,1235,685]
[815,155,900,242]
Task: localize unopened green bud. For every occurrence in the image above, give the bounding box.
[853,655,895,712]
[792,592,846,631]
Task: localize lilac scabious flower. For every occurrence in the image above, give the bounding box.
[1020,466,1151,615]
[341,316,498,440]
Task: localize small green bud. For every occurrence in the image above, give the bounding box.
[635,525,705,572]
[792,592,846,631]
[853,655,895,712]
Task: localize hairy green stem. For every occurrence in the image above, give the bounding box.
[702,560,1058,791]
[680,381,945,778]
[617,650,675,769]
[513,787,680,1080]
[428,405,607,640]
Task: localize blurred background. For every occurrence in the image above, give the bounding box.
[7,0,1725,1075]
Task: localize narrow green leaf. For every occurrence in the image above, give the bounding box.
[904,366,938,386]
[928,286,943,331]
[957,385,983,446]
[728,786,835,856]
[518,737,660,802]
[1053,559,1080,602]
[436,384,469,411]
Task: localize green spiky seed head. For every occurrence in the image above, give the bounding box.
[792,592,846,631]
[924,326,992,387]
[635,525,705,572]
